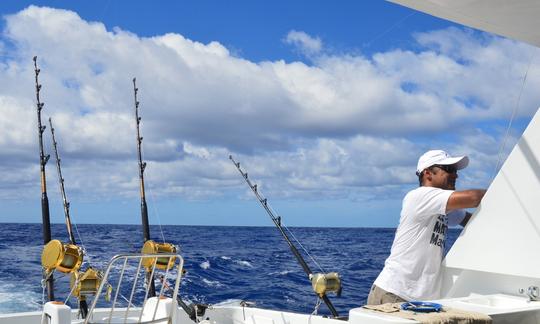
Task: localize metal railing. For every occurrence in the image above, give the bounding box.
[85,252,184,324]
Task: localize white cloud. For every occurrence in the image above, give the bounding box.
[284,30,323,57]
[0,6,538,209]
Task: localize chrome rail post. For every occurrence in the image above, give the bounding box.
[125,258,144,322]
[84,252,184,324]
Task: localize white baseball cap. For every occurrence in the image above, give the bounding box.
[416,150,469,175]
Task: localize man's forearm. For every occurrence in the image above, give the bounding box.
[447,189,487,211]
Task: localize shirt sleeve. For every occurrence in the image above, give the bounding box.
[408,187,454,222]
[447,209,466,226]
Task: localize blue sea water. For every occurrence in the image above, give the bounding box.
[0,223,460,316]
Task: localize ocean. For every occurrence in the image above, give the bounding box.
[0,223,460,316]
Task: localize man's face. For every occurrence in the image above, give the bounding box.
[426,165,458,190]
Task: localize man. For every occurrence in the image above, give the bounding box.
[367,150,486,305]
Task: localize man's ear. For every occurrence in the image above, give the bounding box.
[424,168,433,181]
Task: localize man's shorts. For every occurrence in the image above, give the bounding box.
[366,284,407,305]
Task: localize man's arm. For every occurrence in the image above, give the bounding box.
[446,189,486,212]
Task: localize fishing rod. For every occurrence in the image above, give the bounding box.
[34,60,100,318]
[33,56,54,301]
[49,117,97,318]
[132,78,198,321]
[133,78,151,245]
[35,57,85,312]
[49,118,76,245]
[132,77,157,298]
[229,155,341,317]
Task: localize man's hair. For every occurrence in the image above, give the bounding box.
[418,167,436,186]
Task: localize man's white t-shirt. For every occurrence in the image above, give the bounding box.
[373,186,465,301]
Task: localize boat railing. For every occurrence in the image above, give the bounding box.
[84,252,184,324]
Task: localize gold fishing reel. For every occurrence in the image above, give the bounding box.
[141,240,177,270]
[70,267,112,302]
[70,267,101,298]
[310,272,342,297]
[41,239,84,274]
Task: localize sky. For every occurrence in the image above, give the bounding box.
[0,1,539,228]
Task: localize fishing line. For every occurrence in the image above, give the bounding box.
[492,48,537,181]
[263,194,327,273]
[49,118,92,265]
[140,143,167,244]
[98,0,112,23]
[64,279,79,304]
[280,220,326,273]
[364,12,416,48]
[40,271,54,306]
[72,222,92,265]
[312,297,322,315]
[145,167,167,244]
[62,203,93,265]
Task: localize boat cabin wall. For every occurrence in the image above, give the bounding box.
[441,267,540,298]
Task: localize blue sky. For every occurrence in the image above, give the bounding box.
[0,1,538,228]
[0,1,454,62]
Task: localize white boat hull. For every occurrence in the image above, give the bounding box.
[3,297,540,324]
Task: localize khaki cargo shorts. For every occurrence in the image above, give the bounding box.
[366,284,407,305]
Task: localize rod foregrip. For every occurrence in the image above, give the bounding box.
[141,199,150,242]
[41,193,51,243]
[41,173,54,302]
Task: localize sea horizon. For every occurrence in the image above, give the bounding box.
[0,222,399,229]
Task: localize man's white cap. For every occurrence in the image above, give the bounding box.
[416,150,469,175]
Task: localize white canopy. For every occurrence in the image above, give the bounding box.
[389,0,540,47]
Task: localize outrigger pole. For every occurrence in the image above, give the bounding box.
[229,155,340,317]
[34,56,54,301]
[132,77,156,297]
[49,118,76,245]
